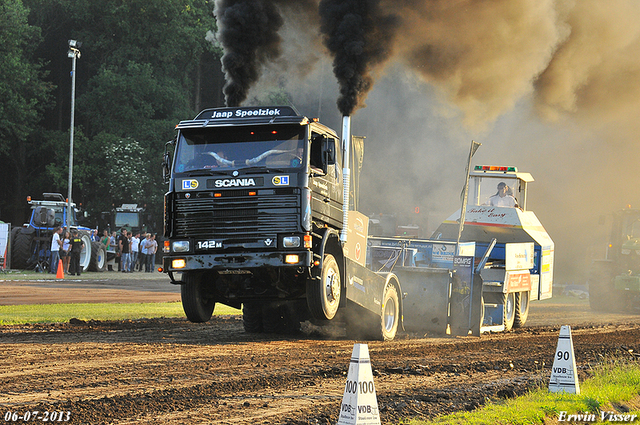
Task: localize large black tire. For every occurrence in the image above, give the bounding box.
[513,291,530,328]
[78,233,92,272]
[181,272,215,323]
[242,301,263,333]
[11,231,34,270]
[9,227,21,268]
[307,254,341,321]
[262,302,301,335]
[588,260,617,311]
[89,242,107,272]
[503,292,516,331]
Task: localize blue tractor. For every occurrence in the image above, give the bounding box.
[10,193,106,272]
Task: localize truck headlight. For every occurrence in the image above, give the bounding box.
[283,236,300,248]
[621,249,631,255]
[172,240,190,252]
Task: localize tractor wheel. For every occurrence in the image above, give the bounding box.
[89,242,107,272]
[181,272,215,323]
[307,254,341,321]
[11,231,34,270]
[78,232,93,272]
[242,301,263,333]
[513,291,530,328]
[9,227,21,268]
[588,261,616,311]
[503,292,516,331]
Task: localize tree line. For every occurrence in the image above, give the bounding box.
[0,0,226,229]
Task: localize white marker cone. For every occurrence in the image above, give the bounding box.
[549,325,580,394]
[337,343,381,425]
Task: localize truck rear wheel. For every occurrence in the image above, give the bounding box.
[262,302,301,335]
[242,301,263,333]
[181,272,215,323]
[345,283,400,341]
[504,292,516,331]
[307,254,341,321]
[89,242,107,272]
[513,291,530,328]
[379,284,400,341]
[11,231,34,270]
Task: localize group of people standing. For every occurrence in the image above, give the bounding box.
[101,228,158,272]
[49,227,158,275]
[49,226,85,276]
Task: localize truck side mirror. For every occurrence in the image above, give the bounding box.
[323,139,336,166]
[162,140,174,184]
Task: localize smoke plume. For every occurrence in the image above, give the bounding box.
[213,0,319,107]
[318,0,399,116]
[214,0,285,107]
[213,0,640,128]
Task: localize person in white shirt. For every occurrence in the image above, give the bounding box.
[130,232,141,271]
[488,182,517,208]
[50,226,63,274]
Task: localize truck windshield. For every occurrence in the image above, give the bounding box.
[173,125,306,174]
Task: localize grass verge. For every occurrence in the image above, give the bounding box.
[407,359,640,425]
[0,302,241,325]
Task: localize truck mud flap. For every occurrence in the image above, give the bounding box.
[344,257,390,315]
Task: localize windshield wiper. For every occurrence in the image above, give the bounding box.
[239,166,286,174]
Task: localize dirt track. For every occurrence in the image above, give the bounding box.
[1,274,640,424]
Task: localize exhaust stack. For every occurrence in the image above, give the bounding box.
[340,115,351,244]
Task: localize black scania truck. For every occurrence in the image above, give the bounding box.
[161,106,402,340]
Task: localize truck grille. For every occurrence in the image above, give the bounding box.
[173,189,300,240]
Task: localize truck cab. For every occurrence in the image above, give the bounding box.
[162,106,401,340]
[164,106,343,280]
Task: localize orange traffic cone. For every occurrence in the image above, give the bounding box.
[56,259,64,279]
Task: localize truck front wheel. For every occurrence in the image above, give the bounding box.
[181,272,215,323]
[307,254,341,321]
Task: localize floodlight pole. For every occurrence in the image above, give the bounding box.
[67,42,81,230]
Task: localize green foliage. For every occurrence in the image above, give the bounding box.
[0,0,222,227]
[408,360,640,425]
[0,301,241,325]
[0,0,53,150]
[102,135,151,200]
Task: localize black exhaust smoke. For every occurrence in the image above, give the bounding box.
[319,0,399,116]
[214,0,285,107]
